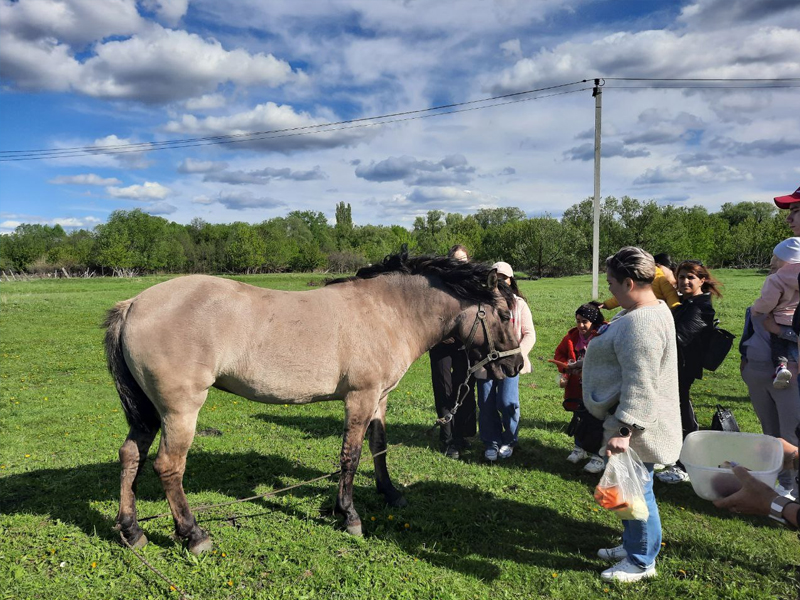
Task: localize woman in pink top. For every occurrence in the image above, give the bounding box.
[751,237,800,389]
[477,262,536,461]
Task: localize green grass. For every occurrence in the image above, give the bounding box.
[1,271,798,599]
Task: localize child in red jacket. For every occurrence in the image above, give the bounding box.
[555,303,606,473]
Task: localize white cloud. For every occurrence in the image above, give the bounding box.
[192,191,286,210]
[204,165,327,184]
[106,181,172,199]
[500,39,522,59]
[355,154,475,186]
[145,201,178,215]
[184,93,227,111]
[177,158,229,173]
[634,164,752,186]
[140,0,189,27]
[0,0,144,47]
[49,173,122,185]
[1,11,304,103]
[164,102,376,153]
[486,26,800,94]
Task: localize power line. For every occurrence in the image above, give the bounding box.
[0,88,593,162]
[1,76,796,162]
[0,80,591,160]
[602,77,800,81]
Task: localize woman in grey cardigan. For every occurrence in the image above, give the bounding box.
[583,247,682,583]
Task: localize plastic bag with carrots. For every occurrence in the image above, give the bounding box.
[594,448,650,521]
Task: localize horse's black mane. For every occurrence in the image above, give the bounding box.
[327,251,512,308]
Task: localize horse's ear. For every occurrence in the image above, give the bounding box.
[487,269,498,291]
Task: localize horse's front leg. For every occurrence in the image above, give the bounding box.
[368,394,407,508]
[335,391,378,536]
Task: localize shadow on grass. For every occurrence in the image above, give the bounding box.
[0,448,618,581]
[0,451,327,549]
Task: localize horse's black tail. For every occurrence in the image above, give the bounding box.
[103,300,161,434]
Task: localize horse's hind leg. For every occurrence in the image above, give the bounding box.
[153,404,211,555]
[116,426,158,548]
[368,394,406,508]
[335,391,379,536]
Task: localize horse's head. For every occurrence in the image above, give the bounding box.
[456,270,524,380]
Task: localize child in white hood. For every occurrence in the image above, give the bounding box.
[751,237,800,388]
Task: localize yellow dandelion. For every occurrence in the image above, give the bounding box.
[24,454,31,458]
[603,588,609,593]
[404,523,410,529]
[91,562,97,569]
[552,573,558,578]
[221,552,227,557]
[388,515,394,520]
[227,580,233,586]
[661,542,666,547]
[170,586,176,592]
[0,465,5,469]
[370,516,376,521]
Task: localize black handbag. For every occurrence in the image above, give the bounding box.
[711,404,740,432]
[703,321,736,371]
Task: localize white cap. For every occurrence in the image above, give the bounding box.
[491,261,514,278]
[774,237,800,264]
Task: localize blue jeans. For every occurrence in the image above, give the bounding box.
[477,376,520,448]
[622,462,661,569]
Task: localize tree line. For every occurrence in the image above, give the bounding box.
[0,198,789,277]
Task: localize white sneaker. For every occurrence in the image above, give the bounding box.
[567,446,588,464]
[774,364,792,389]
[600,558,656,582]
[597,544,628,562]
[655,465,689,484]
[498,444,513,459]
[583,455,605,474]
[484,446,499,461]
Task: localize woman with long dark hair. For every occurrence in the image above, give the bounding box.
[656,260,721,484]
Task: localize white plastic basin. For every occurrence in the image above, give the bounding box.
[679,431,783,501]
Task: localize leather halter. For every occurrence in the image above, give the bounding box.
[461,302,522,377]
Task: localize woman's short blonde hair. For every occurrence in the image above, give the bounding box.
[606,246,656,284]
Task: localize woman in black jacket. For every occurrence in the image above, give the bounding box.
[657,260,722,483]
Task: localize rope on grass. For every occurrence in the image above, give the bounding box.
[119,532,193,600]
[136,445,409,523]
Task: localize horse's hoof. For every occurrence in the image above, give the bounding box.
[130,533,148,550]
[388,495,408,509]
[188,537,213,555]
[346,523,363,537]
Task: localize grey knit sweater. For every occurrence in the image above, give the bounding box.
[582,301,682,464]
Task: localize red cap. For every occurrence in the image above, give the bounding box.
[774,186,800,209]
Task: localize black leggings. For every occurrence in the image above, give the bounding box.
[566,400,604,455]
[429,342,476,447]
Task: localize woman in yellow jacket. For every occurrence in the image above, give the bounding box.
[601,266,680,310]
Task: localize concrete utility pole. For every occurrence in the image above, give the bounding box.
[591,78,603,300]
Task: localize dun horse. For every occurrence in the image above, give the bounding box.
[105,253,523,554]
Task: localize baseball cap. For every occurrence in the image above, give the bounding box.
[774,186,800,209]
[491,261,514,279]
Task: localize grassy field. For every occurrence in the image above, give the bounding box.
[1,270,798,599]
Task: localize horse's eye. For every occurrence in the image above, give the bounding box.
[499,310,511,323]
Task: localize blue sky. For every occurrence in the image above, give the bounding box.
[1,0,799,233]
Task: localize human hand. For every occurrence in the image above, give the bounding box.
[567,359,583,373]
[712,466,775,516]
[780,439,799,471]
[605,435,630,456]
